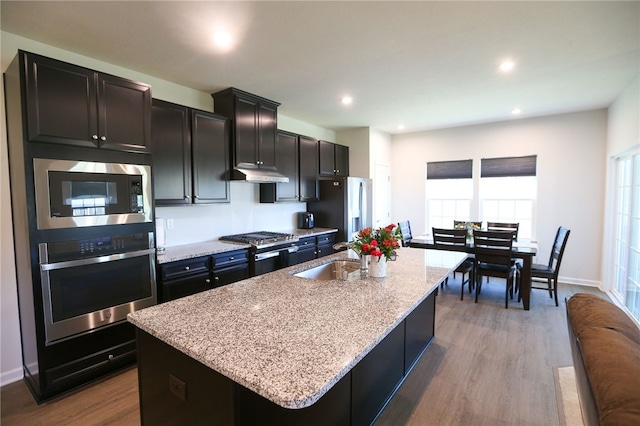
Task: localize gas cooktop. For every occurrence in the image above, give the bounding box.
[220,231,297,249]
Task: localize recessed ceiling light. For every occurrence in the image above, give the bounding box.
[512,108,522,115]
[499,60,515,72]
[341,96,353,105]
[213,30,233,51]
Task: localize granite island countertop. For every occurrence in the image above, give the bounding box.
[128,247,466,409]
[156,227,338,264]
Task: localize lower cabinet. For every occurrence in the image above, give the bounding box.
[292,233,337,266]
[158,250,249,302]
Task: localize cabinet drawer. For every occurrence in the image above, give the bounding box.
[161,256,211,280]
[316,233,336,245]
[296,237,315,248]
[213,250,249,269]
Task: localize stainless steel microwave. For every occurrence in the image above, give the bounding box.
[33,158,152,230]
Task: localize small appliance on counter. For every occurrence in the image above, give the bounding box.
[298,212,314,229]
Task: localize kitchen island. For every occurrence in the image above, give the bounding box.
[128,248,466,425]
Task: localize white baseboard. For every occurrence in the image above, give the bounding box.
[558,276,601,289]
[0,366,23,388]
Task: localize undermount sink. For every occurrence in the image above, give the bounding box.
[294,260,361,281]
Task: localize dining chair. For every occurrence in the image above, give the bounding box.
[525,226,570,307]
[486,222,519,240]
[398,221,413,247]
[432,227,475,300]
[473,230,520,308]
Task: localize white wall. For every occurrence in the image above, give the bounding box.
[390,110,608,288]
[0,31,334,385]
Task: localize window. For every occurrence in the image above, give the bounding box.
[426,156,537,239]
[612,151,640,322]
[426,160,473,230]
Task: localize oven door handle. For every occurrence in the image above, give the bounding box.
[254,245,298,262]
[40,248,156,271]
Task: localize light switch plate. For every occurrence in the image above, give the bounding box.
[169,373,187,401]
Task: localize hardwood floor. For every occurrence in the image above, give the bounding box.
[1,280,605,425]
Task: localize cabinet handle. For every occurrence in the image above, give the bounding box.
[194,195,199,199]
[206,278,211,283]
[92,135,99,140]
[185,266,190,270]
[229,257,235,260]
[100,136,107,141]
[214,276,219,281]
[185,195,190,200]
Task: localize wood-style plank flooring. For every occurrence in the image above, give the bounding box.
[1,279,606,425]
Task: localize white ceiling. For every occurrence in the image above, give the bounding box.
[1,1,638,134]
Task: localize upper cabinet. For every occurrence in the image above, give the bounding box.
[259,130,299,203]
[151,99,230,206]
[319,140,349,177]
[212,87,280,171]
[23,51,151,153]
[299,135,319,201]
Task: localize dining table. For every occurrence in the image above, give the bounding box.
[410,235,538,310]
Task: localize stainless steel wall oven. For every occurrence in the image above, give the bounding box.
[38,232,156,345]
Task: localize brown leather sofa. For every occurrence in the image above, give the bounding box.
[566,293,640,425]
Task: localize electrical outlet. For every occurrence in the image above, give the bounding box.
[169,374,187,401]
[166,219,174,229]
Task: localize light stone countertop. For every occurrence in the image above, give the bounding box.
[156,228,338,264]
[128,247,466,409]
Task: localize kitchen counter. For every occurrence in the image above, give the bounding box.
[129,247,465,421]
[155,228,338,264]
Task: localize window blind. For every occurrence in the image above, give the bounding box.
[480,155,537,178]
[426,159,473,180]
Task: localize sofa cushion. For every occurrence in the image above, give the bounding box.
[567,293,640,426]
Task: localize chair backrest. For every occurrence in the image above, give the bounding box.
[398,221,413,247]
[547,226,571,276]
[473,230,514,267]
[487,222,519,240]
[432,227,467,248]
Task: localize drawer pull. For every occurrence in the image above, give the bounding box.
[206,278,211,283]
[229,256,235,260]
[185,266,190,271]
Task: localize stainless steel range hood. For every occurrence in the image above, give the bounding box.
[231,167,289,183]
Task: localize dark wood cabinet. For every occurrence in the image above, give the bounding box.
[292,233,337,265]
[299,135,319,201]
[259,130,299,203]
[151,100,191,205]
[191,110,230,204]
[315,233,336,258]
[158,249,249,303]
[24,51,151,153]
[212,88,280,171]
[151,100,229,205]
[212,250,250,288]
[319,140,349,177]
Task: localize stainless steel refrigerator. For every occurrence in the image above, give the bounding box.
[308,177,372,243]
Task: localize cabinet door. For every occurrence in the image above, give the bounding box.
[257,103,277,170]
[260,130,299,202]
[334,144,349,177]
[97,74,151,153]
[318,140,336,176]
[25,52,99,147]
[213,265,249,288]
[234,97,258,168]
[299,136,319,201]
[161,272,212,302]
[191,110,230,203]
[151,100,191,205]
